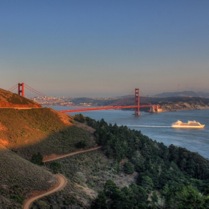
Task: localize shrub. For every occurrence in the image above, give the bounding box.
[75,140,87,149]
[31,152,43,165]
[123,162,135,174]
[74,114,85,123]
[49,162,61,174]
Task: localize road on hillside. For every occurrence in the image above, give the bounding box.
[23,174,67,209]
[43,146,102,163]
[23,147,101,209]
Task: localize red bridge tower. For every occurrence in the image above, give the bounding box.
[135,88,140,116]
[18,83,25,97]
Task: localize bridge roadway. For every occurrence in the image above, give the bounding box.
[60,105,152,113]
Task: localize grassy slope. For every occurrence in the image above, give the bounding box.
[0,97,97,208]
[0,145,56,209]
[0,89,136,208]
[0,107,96,154]
[0,108,70,148]
[1,89,209,208]
[0,110,128,208]
[32,150,137,208]
[0,88,40,108]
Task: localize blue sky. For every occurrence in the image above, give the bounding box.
[1,0,209,97]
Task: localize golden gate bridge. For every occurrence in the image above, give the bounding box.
[9,83,161,116]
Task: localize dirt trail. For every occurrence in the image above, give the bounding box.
[23,146,101,208]
[23,174,67,209]
[43,146,102,163]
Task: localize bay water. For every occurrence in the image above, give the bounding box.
[52,106,209,160]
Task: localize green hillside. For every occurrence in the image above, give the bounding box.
[0,89,98,208]
[0,145,56,208]
[31,116,209,209]
[1,89,209,209]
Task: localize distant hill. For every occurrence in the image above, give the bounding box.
[71,97,118,106]
[66,91,209,109]
[65,94,209,112]
[155,91,209,98]
[1,88,209,208]
[106,92,209,112]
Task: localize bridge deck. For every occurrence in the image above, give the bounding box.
[60,105,152,113]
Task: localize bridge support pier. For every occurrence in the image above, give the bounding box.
[18,83,25,97]
[135,88,140,116]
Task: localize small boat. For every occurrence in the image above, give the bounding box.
[171,120,205,129]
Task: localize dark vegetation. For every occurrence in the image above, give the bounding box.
[30,152,44,165]
[0,102,95,208]
[1,86,209,208]
[74,114,209,209]
[0,147,56,208]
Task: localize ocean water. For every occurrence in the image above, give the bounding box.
[52,106,209,160]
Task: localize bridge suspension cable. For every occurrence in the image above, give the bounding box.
[8,84,18,92]
[24,83,46,97]
[7,84,159,116]
[8,82,46,98]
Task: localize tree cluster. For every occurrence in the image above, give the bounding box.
[76,115,209,208]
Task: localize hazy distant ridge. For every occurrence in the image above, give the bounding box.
[154,91,209,98]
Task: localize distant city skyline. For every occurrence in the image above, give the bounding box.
[1,0,209,97]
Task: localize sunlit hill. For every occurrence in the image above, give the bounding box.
[1,88,209,209]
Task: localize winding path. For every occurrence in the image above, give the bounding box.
[23,174,67,209]
[43,146,101,163]
[23,146,101,209]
